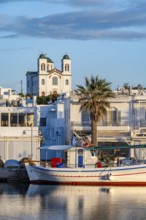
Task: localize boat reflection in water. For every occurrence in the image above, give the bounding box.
[26,184,111,220]
[1,184,146,220]
[26,185,146,220]
[0,183,29,195]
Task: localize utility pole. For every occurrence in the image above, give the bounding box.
[31,124,33,159]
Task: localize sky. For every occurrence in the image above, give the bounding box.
[0,0,146,93]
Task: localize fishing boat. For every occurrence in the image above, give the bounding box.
[25,144,146,186]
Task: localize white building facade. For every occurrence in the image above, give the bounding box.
[66,91,146,143]
[26,54,72,96]
[0,104,40,162]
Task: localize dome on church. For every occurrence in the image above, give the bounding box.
[47,57,54,63]
[63,54,70,59]
[39,54,46,59]
[39,54,54,63]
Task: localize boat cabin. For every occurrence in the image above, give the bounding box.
[67,147,98,168]
[40,145,98,168]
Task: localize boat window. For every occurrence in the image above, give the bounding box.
[90,150,95,157]
[78,149,83,156]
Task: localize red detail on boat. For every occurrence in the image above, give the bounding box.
[51,158,62,168]
[97,161,102,168]
[30,180,146,187]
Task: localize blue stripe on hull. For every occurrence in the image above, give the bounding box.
[32,165,146,173]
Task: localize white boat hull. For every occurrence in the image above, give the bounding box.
[26,164,146,186]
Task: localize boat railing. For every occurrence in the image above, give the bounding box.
[23,159,40,166]
[37,159,144,169]
[40,161,106,169]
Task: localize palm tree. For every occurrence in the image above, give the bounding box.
[75,75,115,145]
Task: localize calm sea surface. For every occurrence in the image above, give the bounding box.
[0,183,146,220]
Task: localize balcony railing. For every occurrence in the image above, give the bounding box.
[71,121,129,127]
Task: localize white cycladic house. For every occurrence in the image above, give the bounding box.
[26,54,72,96]
[0,104,40,162]
[0,86,21,107]
[38,97,65,160]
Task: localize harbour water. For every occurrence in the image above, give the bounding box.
[0,183,146,220]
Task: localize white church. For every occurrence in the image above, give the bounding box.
[26,54,72,96]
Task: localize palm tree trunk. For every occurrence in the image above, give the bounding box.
[91,120,97,145]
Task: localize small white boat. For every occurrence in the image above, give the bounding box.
[25,145,146,186]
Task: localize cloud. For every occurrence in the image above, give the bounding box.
[0,0,146,40]
[0,0,144,7]
[0,0,144,8]
[0,46,33,51]
[0,0,107,4]
[0,34,18,39]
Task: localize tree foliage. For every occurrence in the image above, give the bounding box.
[75,75,115,145]
[36,93,59,105]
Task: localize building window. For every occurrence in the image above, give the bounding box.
[41,79,45,85]
[19,113,26,126]
[109,109,121,125]
[65,79,69,85]
[65,64,69,71]
[4,92,9,95]
[82,111,90,126]
[41,63,45,71]
[59,111,63,118]
[27,113,34,126]
[117,111,121,123]
[1,113,8,126]
[40,118,46,126]
[10,113,17,127]
[52,77,58,85]
[111,110,117,122]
